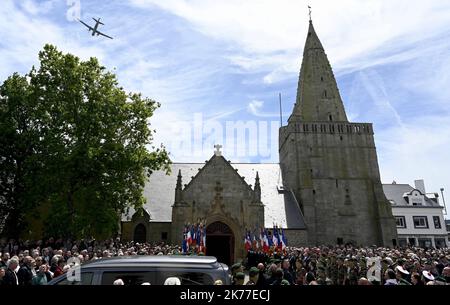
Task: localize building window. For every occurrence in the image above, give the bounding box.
[398,239,407,247]
[411,198,422,206]
[418,238,432,248]
[435,238,447,248]
[433,216,441,229]
[337,237,343,245]
[395,216,406,228]
[161,232,168,240]
[413,216,429,229]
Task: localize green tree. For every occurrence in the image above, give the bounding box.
[0,44,170,239]
[0,73,44,237]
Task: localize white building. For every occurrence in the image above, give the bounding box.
[383,179,448,248]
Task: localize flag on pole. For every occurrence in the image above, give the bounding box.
[262,228,269,253]
[187,225,192,246]
[182,226,188,254]
[265,228,273,248]
[259,229,264,246]
[272,225,279,248]
[196,224,201,246]
[252,234,259,250]
[244,231,252,252]
[280,227,287,250]
[202,226,206,253]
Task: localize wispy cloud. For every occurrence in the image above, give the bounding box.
[1,0,450,213]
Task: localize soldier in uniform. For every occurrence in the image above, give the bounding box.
[346,257,359,286]
[316,253,328,285]
[327,253,338,285]
[234,272,245,285]
[336,255,346,285]
[231,263,244,284]
[246,267,259,285]
[358,256,367,280]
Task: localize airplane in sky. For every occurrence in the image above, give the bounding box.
[78,17,113,39]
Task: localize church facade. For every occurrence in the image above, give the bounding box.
[121,20,397,262]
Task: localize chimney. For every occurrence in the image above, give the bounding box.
[414,179,426,194]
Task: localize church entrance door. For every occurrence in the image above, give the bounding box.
[134,223,147,243]
[206,221,234,266]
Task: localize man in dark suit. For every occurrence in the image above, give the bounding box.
[18,256,34,285]
[3,258,19,285]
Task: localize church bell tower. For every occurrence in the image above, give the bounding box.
[279,18,397,246]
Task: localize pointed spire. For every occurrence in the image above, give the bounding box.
[175,169,183,204]
[289,20,348,123]
[254,171,261,203]
[176,169,182,189]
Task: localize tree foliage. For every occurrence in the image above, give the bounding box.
[0,44,170,239]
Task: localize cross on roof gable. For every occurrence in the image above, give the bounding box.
[182,153,253,193]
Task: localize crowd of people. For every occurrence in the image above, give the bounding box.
[240,245,450,285]
[1,237,449,285]
[0,237,181,285]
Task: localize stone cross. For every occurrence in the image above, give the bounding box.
[214,144,222,156]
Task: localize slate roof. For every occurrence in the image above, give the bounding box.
[123,163,306,229]
[382,183,443,208]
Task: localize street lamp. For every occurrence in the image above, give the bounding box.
[440,188,447,215]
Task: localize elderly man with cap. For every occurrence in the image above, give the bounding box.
[395,265,411,285]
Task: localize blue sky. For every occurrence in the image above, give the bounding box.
[1,0,450,215]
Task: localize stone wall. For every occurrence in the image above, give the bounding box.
[280,127,397,246]
[171,155,264,260]
[284,229,308,246]
[121,209,171,243]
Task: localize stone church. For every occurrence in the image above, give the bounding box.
[121,20,398,264]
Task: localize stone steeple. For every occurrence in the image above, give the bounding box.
[253,171,261,203]
[279,18,397,247]
[175,169,183,204]
[289,20,348,123]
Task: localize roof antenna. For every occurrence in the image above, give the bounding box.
[308,5,312,22]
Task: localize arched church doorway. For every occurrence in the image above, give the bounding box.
[134,223,147,243]
[206,221,234,266]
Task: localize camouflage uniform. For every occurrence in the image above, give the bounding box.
[358,258,368,279]
[328,257,338,285]
[316,257,327,285]
[346,259,359,286]
[337,259,346,285]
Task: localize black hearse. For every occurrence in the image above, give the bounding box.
[47,256,231,285]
